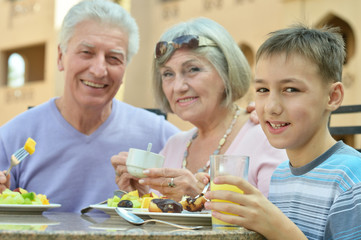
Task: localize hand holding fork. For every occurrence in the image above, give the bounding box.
[5,138,36,176]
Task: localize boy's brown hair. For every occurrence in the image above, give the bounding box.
[256,23,346,84]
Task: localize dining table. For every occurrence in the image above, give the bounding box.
[0,208,266,240]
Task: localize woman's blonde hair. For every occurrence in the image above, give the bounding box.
[153,17,252,113]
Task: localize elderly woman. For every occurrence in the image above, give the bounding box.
[111,17,287,201]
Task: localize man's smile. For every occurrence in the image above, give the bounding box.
[82,80,106,89]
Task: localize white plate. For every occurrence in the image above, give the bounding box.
[90,204,212,226]
[0,204,61,215]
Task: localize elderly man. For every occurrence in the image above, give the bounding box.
[0,0,178,213]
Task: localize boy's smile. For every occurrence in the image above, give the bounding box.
[267,121,290,134]
[254,53,335,165]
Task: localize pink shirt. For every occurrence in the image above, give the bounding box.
[160,120,288,197]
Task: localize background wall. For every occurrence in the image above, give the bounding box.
[0,0,360,148]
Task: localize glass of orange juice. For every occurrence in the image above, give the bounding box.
[210,155,249,230]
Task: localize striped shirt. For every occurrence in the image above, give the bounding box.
[269,141,361,240]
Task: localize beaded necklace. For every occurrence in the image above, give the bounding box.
[182,105,241,172]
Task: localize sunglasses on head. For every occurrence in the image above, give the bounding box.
[155,35,217,59]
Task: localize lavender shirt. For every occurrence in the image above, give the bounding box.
[0,98,179,212]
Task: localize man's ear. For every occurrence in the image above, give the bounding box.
[57,45,64,71]
[327,82,344,111]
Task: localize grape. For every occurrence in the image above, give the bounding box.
[118,200,133,208]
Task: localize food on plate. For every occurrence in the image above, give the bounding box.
[0,188,49,205]
[118,200,133,208]
[148,198,183,213]
[107,190,159,208]
[140,197,153,209]
[107,190,206,213]
[108,189,141,208]
[180,193,207,212]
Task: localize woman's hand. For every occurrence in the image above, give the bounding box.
[204,176,306,240]
[110,152,149,196]
[246,102,259,124]
[195,172,210,185]
[0,170,10,193]
[139,168,207,201]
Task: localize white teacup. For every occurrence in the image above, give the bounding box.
[126,148,164,178]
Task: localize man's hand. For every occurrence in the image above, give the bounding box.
[0,170,10,193]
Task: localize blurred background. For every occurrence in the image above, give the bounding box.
[0,0,360,148]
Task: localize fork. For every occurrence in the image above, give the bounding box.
[5,138,36,176]
[195,182,210,199]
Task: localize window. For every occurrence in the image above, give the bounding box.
[2,43,45,87]
[7,53,25,88]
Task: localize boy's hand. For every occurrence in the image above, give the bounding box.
[204,175,307,240]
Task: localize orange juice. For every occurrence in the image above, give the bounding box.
[211,181,243,229]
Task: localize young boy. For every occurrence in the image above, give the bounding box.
[205,23,361,239]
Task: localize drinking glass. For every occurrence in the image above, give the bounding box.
[210,155,249,230]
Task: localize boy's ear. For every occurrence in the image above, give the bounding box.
[327,82,344,111]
